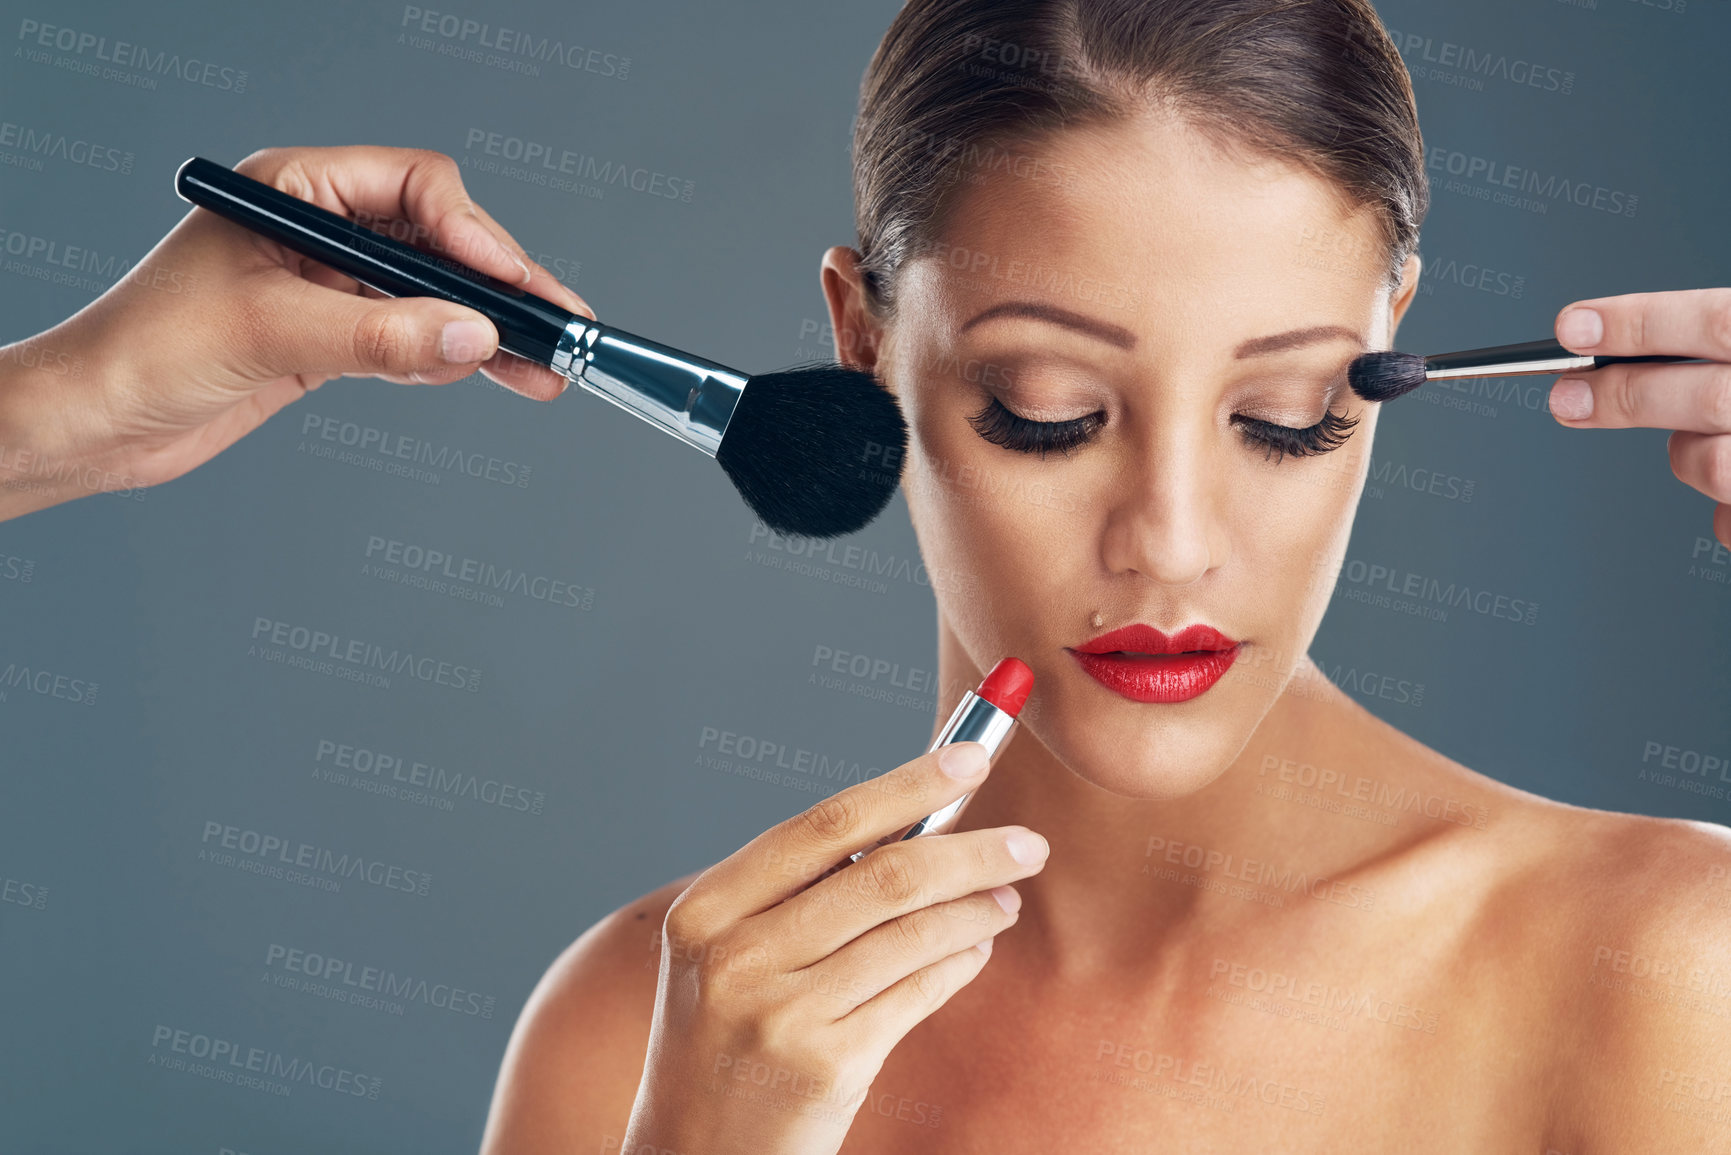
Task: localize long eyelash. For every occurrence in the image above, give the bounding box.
[968,396,1105,459]
[1233,409,1360,463]
[967,395,1360,464]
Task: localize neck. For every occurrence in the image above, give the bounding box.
[930,615,1404,982]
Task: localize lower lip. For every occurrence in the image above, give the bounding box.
[1068,646,1240,704]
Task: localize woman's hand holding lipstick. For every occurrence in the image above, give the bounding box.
[0,145,590,522]
[622,741,1047,1155]
[1547,288,1731,547]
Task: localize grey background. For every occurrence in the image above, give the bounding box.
[0,0,1726,1150]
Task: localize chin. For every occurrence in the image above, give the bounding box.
[1029,672,1258,801]
[1064,737,1236,800]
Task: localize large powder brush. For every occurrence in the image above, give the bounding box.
[175,157,906,539]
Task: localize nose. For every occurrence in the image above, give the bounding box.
[1098,425,1223,586]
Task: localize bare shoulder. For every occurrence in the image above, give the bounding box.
[1357,707,1731,1143]
[478,869,704,1155]
[1384,703,1731,1147]
[1364,701,1731,975]
[1544,805,1731,1146]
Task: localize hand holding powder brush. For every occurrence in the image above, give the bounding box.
[175,156,908,540]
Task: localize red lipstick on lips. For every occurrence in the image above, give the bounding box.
[1067,623,1240,704]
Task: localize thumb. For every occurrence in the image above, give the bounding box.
[286,286,500,385]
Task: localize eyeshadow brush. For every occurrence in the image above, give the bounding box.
[1349,338,1698,403]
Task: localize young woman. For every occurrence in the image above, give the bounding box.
[480,1,1731,1152]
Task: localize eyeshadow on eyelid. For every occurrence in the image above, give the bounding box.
[984,387,1103,419]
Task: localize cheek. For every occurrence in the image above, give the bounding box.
[1241,444,1369,629]
[902,399,1084,640]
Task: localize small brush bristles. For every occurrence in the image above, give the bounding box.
[715,362,909,539]
[1347,351,1429,402]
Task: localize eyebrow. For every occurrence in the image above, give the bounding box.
[959,302,1136,349]
[958,303,1364,360]
[1233,325,1365,359]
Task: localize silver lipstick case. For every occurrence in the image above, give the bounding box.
[849,690,1019,864]
[551,318,748,456]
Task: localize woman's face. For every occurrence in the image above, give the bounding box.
[825,110,1419,800]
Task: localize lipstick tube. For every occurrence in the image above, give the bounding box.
[847,657,1033,865]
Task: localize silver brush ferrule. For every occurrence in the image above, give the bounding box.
[551,318,748,456]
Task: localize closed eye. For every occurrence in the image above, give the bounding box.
[1231,409,1360,463]
[968,395,1359,462]
[967,396,1105,459]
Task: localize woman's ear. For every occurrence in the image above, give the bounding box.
[1388,252,1423,336]
[820,246,886,378]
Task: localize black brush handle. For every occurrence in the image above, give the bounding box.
[174,156,579,365]
[1426,338,1695,375]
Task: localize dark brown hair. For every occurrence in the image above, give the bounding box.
[851,0,1427,313]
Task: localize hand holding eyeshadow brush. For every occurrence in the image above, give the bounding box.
[1348,338,1699,402]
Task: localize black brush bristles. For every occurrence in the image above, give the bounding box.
[715,362,909,539]
[1347,351,1429,402]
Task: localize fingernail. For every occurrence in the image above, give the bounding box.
[974,936,994,957]
[990,885,1021,914]
[939,741,989,779]
[1006,830,1048,865]
[1557,307,1603,348]
[1549,378,1593,421]
[440,319,493,363]
[466,212,530,284]
[482,229,530,284]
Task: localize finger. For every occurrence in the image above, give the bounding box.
[1555,288,1731,361]
[396,199,586,399]
[477,348,572,401]
[1667,430,1731,505]
[838,936,997,1043]
[676,743,994,925]
[793,886,1018,1016]
[300,243,571,398]
[235,147,589,402]
[368,360,491,388]
[236,145,533,290]
[257,274,499,384]
[1549,361,1731,433]
[462,201,593,401]
[289,250,525,391]
[281,211,570,397]
[757,826,1045,970]
[466,198,595,319]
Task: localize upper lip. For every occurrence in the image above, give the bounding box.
[1070,623,1239,655]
